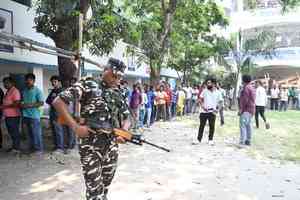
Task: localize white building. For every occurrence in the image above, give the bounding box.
[219,0,300,82]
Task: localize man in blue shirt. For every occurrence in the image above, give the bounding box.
[145,85,155,127]
[171,86,178,119]
[21,73,44,155]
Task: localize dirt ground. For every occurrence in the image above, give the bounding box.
[0,116,300,200]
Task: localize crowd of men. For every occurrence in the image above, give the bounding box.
[269,84,300,111]
[0,74,76,156]
[0,71,299,157]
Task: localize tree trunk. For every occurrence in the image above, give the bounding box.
[57,57,77,88]
[150,60,161,87]
[53,32,78,88]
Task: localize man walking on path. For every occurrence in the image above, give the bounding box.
[255,80,270,129]
[239,75,256,146]
[197,78,221,146]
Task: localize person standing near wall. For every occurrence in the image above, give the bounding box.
[138,86,148,130]
[255,80,270,129]
[165,83,172,120]
[239,75,256,146]
[171,86,178,119]
[185,84,193,115]
[144,84,154,128]
[191,85,199,114]
[46,75,64,153]
[130,84,142,130]
[1,77,21,153]
[149,86,157,125]
[156,85,167,121]
[177,86,186,117]
[20,73,44,156]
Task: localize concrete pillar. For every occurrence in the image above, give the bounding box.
[32,67,44,93]
[237,0,244,12]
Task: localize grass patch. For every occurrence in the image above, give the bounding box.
[183,111,300,162]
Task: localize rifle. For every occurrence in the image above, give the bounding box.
[113,128,171,152]
[85,119,170,153]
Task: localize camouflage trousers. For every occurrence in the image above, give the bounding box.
[79,133,118,200]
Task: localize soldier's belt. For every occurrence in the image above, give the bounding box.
[84,119,113,134]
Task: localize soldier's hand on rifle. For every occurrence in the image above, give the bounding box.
[73,124,92,138]
[116,136,126,144]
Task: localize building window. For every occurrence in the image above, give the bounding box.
[12,0,31,7]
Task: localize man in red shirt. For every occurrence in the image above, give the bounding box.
[239,75,256,146]
[165,83,172,120]
[0,77,21,152]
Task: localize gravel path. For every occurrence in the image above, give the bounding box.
[0,116,299,200]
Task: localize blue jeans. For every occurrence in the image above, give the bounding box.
[139,109,145,128]
[171,102,177,118]
[50,118,64,150]
[240,112,253,144]
[145,107,152,127]
[23,117,43,152]
[63,126,76,149]
[5,117,21,150]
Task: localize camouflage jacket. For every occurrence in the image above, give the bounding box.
[59,78,130,130]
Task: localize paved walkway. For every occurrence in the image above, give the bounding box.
[0,116,299,200]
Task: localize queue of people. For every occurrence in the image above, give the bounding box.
[123,81,208,132]
[0,74,76,156]
[1,72,298,156]
[268,84,300,111]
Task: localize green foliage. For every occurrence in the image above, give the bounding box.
[214,30,276,76]
[123,0,227,82]
[166,0,228,83]
[279,0,300,10]
[34,0,128,55]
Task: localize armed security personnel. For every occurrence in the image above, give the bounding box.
[53,58,130,200]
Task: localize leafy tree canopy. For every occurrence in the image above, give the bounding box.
[34,0,128,55]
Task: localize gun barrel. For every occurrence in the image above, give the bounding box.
[141,140,171,152]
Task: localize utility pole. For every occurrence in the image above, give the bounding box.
[77,13,84,79]
[74,13,84,120]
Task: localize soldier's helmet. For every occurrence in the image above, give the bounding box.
[107,58,126,76]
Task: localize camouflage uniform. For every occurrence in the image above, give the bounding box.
[59,77,130,200]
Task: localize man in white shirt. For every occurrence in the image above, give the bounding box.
[270,85,280,110]
[184,84,193,115]
[191,85,199,114]
[197,78,221,145]
[255,81,270,129]
[228,86,234,110]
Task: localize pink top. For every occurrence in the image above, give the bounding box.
[3,87,21,117]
